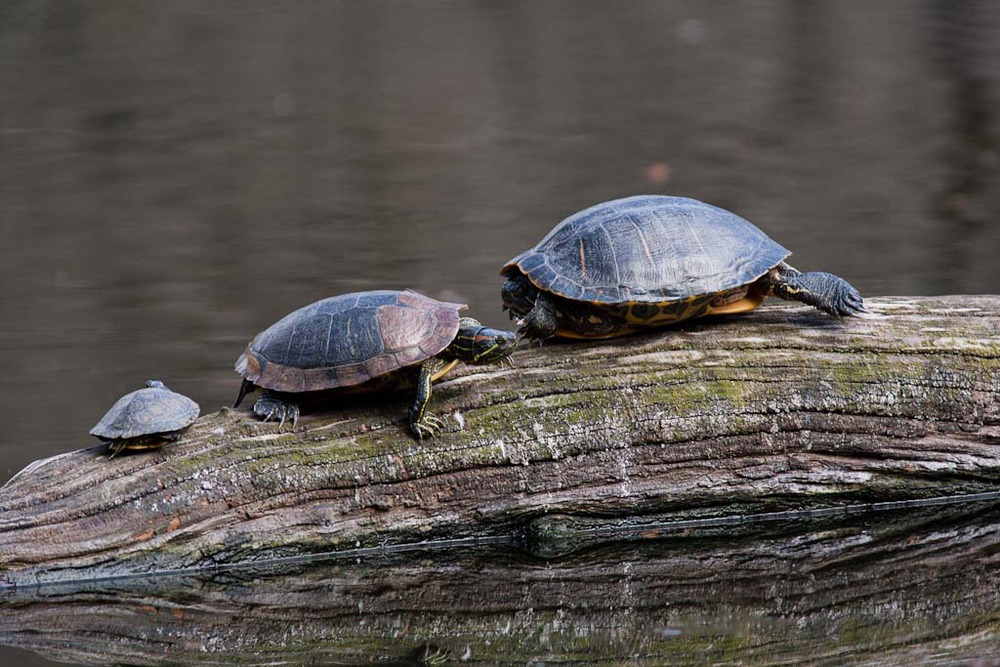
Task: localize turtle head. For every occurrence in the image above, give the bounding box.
[447,317,517,365]
[501,271,537,320]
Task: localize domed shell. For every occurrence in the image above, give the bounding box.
[235,290,464,394]
[90,380,200,440]
[502,195,791,304]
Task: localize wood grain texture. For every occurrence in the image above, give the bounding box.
[1,296,997,588]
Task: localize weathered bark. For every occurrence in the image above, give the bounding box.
[0,296,998,588]
[2,501,999,665]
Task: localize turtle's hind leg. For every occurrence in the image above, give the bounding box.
[232,378,256,408]
[253,393,300,429]
[765,263,865,317]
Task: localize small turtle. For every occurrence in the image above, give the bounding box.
[233,290,517,439]
[90,380,200,456]
[501,195,865,339]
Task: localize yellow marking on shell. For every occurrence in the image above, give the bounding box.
[431,359,460,382]
[554,327,621,340]
[551,289,748,340]
[632,223,655,267]
[122,442,165,450]
[108,438,166,459]
[578,237,587,279]
[704,292,767,315]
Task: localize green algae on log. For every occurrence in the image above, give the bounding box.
[0,295,998,587]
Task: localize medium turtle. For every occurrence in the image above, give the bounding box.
[233,289,517,439]
[501,195,865,339]
[90,380,200,456]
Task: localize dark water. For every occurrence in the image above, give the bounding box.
[1,1,999,665]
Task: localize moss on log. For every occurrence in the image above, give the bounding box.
[0,295,998,588]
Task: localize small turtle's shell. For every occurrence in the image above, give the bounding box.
[90,381,200,441]
[502,195,791,304]
[235,290,464,394]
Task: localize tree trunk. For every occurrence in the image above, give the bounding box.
[1,295,998,588]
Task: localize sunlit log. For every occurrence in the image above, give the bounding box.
[0,296,997,588]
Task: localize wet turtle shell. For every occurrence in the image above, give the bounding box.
[234,289,518,439]
[90,380,200,455]
[501,195,804,338]
[504,195,790,305]
[234,290,464,394]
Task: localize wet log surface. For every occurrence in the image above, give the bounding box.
[0,295,998,590]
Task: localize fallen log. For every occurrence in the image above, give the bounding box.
[0,295,998,588]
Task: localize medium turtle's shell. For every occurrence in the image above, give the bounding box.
[502,195,791,304]
[235,290,464,394]
[90,381,200,440]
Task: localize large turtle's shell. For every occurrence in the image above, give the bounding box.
[235,290,464,394]
[502,195,791,304]
[90,381,200,440]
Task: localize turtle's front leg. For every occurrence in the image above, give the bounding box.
[765,263,866,317]
[107,440,127,459]
[409,359,447,439]
[517,291,559,340]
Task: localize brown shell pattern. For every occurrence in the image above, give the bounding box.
[235,290,464,393]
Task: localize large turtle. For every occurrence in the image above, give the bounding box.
[501,195,865,339]
[233,290,516,439]
[90,380,200,456]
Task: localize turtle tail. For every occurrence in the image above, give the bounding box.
[233,378,256,408]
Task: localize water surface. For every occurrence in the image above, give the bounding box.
[1,1,999,665]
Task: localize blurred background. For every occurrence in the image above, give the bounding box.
[1,0,998,486]
[2,2,1000,665]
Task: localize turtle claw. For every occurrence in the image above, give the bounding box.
[819,275,866,318]
[418,644,451,665]
[515,314,555,344]
[837,284,867,317]
[276,405,300,429]
[412,413,445,440]
[254,396,299,430]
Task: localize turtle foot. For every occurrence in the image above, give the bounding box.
[806,272,866,317]
[825,276,866,317]
[774,270,866,318]
[411,413,444,440]
[411,643,451,665]
[253,396,300,429]
[515,314,556,342]
[512,291,558,341]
